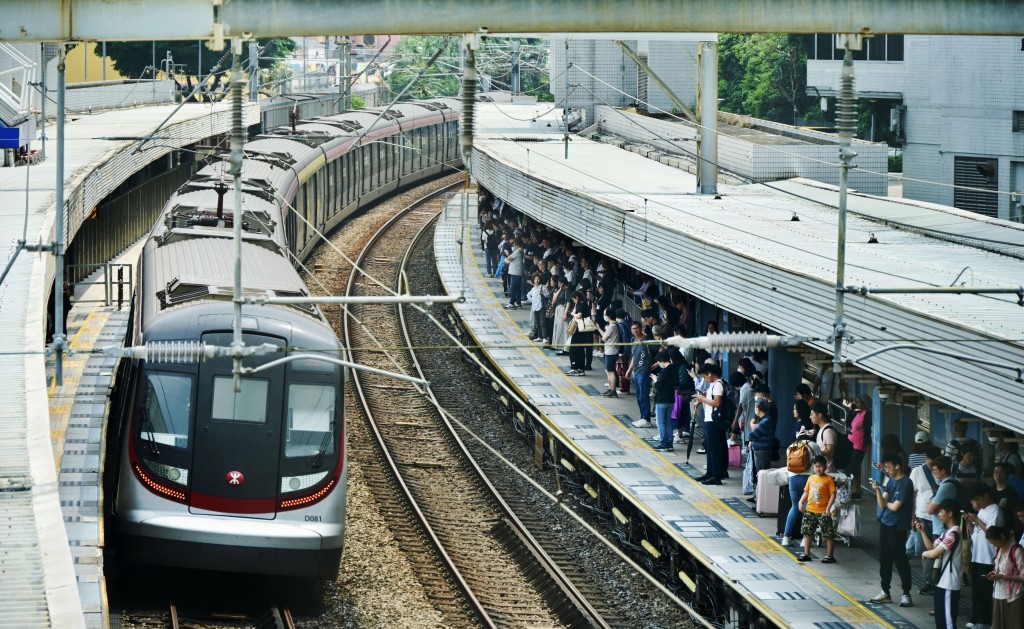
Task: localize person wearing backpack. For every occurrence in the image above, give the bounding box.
[917,499,963,629]
[985,525,1024,629]
[781,436,821,547]
[911,446,943,594]
[694,363,728,486]
[811,403,838,472]
[481,221,500,277]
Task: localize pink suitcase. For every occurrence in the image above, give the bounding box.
[728,445,742,468]
[756,469,781,516]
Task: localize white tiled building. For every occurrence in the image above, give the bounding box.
[807,34,1024,221]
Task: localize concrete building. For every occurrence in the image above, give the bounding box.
[807,34,1024,221]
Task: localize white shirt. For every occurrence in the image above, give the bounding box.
[972,503,1003,564]
[702,380,724,423]
[936,526,964,591]
[909,464,935,518]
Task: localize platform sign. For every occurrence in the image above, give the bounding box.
[0,127,22,149]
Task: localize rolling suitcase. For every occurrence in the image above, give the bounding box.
[776,485,801,536]
[755,469,780,516]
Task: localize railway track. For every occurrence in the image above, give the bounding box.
[343,183,612,628]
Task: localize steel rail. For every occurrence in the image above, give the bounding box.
[342,181,496,629]
[398,211,613,629]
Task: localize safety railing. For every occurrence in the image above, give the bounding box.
[67,262,134,310]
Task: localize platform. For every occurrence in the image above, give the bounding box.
[435,195,938,628]
[0,102,256,629]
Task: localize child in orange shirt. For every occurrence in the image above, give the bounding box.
[798,455,838,563]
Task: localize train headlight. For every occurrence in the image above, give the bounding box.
[143,458,189,486]
[280,471,329,494]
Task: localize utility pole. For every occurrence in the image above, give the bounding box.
[511,40,521,96]
[248,41,259,101]
[697,40,718,195]
[151,41,156,100]
[832,35,861,380]
[342,36,352,112]
[53,43,67,385]
[229,38,246,389]
[101,41,106,81]
[39,43,47,161]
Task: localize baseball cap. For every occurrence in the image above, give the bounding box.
[914,430,929,444]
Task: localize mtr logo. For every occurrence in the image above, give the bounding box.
[226,471,245,486]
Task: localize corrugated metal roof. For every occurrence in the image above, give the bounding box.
[472,103,1024,431]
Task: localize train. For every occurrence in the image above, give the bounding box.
[109,97,462,578]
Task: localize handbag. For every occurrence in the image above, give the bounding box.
[742,452,755,495]
[837,505,860,537]
[577,316,596,333]
[566,318,578,336]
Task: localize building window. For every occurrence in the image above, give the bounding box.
[807,33,904,61]
[1013,111,1024,133]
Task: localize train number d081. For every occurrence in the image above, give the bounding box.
[304,515,322,522]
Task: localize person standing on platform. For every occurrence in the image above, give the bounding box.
[812,402,837,473]
[993,463,1021,527]
[965,484,1003,629]
[694,363,727,486]
[526,275,547,342]
[565,291,590,376]
[911,445,942,594]
[596,308,620,397]
[504,238,525,309]
[985,526,1024,629]
[798,455,838,563]
[871,453,915,608]
[481,220,499,277]
[748,398,777,476]
[627,323,654,428]
[844,395,871,499]
[917,500,963,629]
[651,351,678,452]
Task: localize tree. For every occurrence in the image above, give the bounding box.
[717,34,820,125]
[95,38,296,80]
[382,35,553,102]
[383,36,460,100]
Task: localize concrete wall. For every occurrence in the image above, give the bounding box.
[808,35,1024,220]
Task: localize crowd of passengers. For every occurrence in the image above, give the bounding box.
[479,193,1024,629]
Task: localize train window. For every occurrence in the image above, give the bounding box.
[211,376,269,423]
[140,372,192,448]
[285,383,336,458]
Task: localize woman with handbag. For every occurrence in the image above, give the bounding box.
[566,291,592,376]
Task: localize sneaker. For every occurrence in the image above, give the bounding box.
[745,496,757,503]
[869,591,892,604]
[594,351,604,358]
[532,337,544,342]
[632,419,654,428]
[693,475,710,482]
[780,536,791,547]
[798,554,812,562]
[653,445,674,452]
[701,478,723,485]
[821,556,836,564]
[898,594,913,607]
[918,584,934,595]
[697,448,707,454]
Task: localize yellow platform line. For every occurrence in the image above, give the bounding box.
[48,307,99,398]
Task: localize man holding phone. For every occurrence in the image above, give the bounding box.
[870,454,915,608]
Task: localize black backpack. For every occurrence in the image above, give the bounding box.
[824,424,855,470]
[485,230,498,250]
[711,379,735,433]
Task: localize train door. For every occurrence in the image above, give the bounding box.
[189,332,286,517]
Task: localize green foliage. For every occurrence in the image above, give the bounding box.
[888,152,903,173]
[383,35,553,102]
[351,95,365,110]
[717,34,817,124]
[96,38,296,79]
[384,36,460,100]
